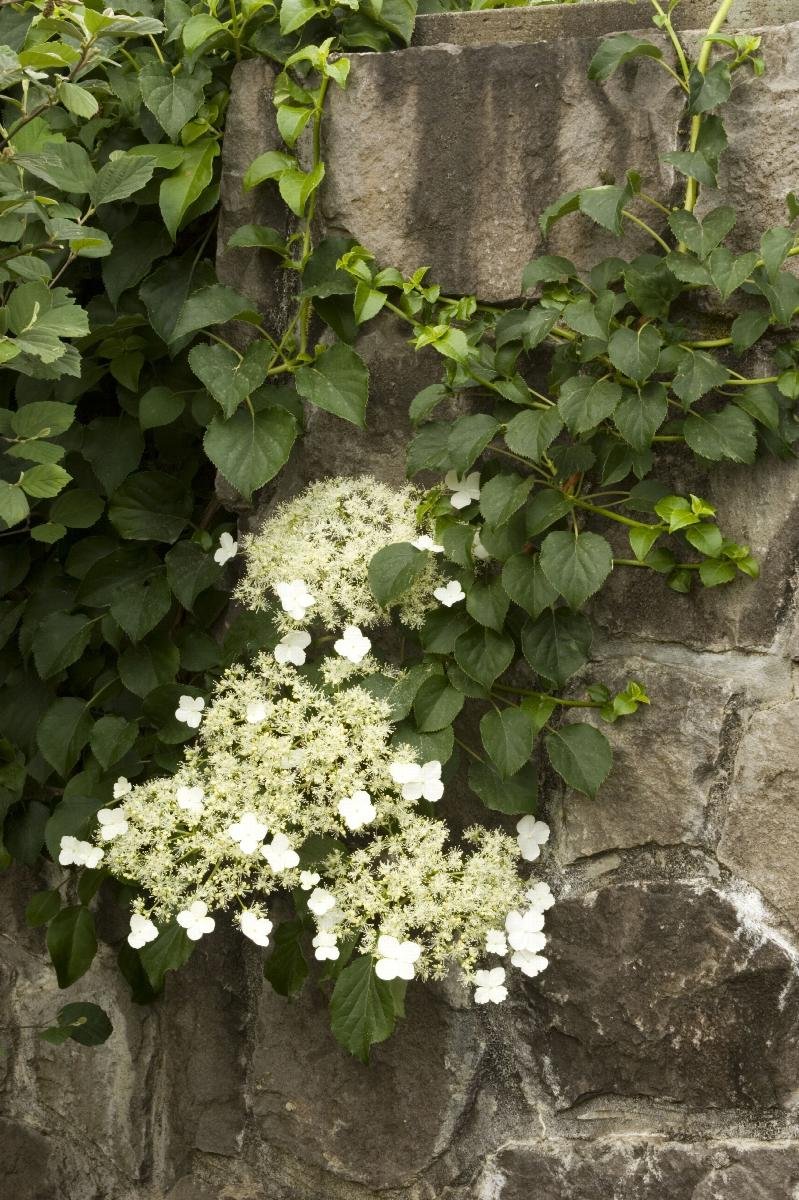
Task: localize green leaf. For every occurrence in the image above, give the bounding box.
[613,383,667,449]
[730,310,770,355]
[37,698,92,775]
[182,12,226,49]
[579,185,630,235]
[468,760,538,814]
[522,255,577,289]
[368,542,425,608]
[479,473,534,526]
[138,60,208,141]
[47,1002,112,1046]
[165,541,219,610]
[91,155,155,208]
[44,797,105,861]
[4,799,48,865]
[465,576,509,633]
[557,376,621,434]
[47,906,97,988]
[419,607,471,654]
[159,139,218,240]
[683,406,757,463]
[413,675,464,732]
[706,247,759,300]
[495,306,559,349]
[188,340,272,417]
[50,490,104,529]
[330,955,399,1063]
[12,400,75,439]
[504,409,563,461]
[108,472,192,543]
[662,151,718,187]
[118,633,180,698]
[687,61,730,114]
[227,225,287,254]
[57,80,99,118]
[588,33,662,81]
[502,554,559,619]
[521,608,592,687]
[33,612,94,679]
[447,413,500,474]
[294,342,369,427]
[667,206,735,260]
[453,624,515,688]
[20,463,71,499]
[525,490,573,537]
[26,889,61,927]
[699,558,737,586]
[172,283,253,342]
[204,406,297,501]
[139,921,195,991]
[243,150,295,189]
[734,384,779,430]
[671,349,728,406]
[480,707,534,778]
[263,920,309,996]
[684,521,723,557]
[138,386,185,431]
[760,227,795,282]
[607,325,661,382]
[89,715,138,769]
[15,143,95,193]
[110,570,171,642]
[0,481,30,528]
[545,722,612,798]
[280,0,319,33]
[539,531,613,610]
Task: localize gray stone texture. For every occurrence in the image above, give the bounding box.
[4,3,799,1198]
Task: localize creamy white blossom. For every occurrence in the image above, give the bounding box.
[526,881,555,912]
[516,816,550,862]
[227,812,268,855]
[375,934,422,981]
[434,579,465,607]
[315,904,344,932]
[275,579,315,622]
[96,807,128,841]
[338,789,377,830]
[474,966,507,1004]
[307,887,338,917]
[313,930,340,961]
[214,531,238,566]
[239,910,273,947]
[274,631,312,667]
[300,871,320,891]
[58,836,104,869]
[472,531,490,561]
[113,776,132,800]
[445,470,481,510]
[176,785,205,815]
[485,929,508,956]
[246,700,268,724]
[412,534,444,553]
[176,900,215,941]
[505,908,546,954]
[175,695,204,728]
[333,626,372,664]
[511,949,548,978]
[127,913,158,949]
[236,477,442,631]
[389,760,444,802]
[262,832,300,872]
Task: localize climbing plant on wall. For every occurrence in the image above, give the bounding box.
[1,0,798,1058]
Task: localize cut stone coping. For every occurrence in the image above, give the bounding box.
[412,0,799,46]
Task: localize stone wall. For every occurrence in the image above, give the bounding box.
[3,3,799,1198]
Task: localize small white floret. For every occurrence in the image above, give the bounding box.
[245,700,268,724]
[433,579,465,607]
[333,625,371,664]
[299,870,320,891]
[389,759,443,802]
[485,929,508,956]
[411,534,444,553]
[338,789,376,830]
[176,785,205,815]
[505,909,546,954]
[474,966,507,1004]
[176,900,215,941]
[58,835,104,869]
[445,470,481,510]
[273,630,312,667]
[175,694,205,728]
[239,910,273,947]
[511,948,549,978]
[227,812,268,855]
[261,832,300,872]
[96,808,128,841]
[274,579,315,622]
[127,913,158,949]
[516,816,550,862]
[374,934,422,981]
[307,887,337,917]
[313,930,340,961]
[113,776,132,800]
[214,531,238,566]
[472,531,490,561]
[525,881,555,912]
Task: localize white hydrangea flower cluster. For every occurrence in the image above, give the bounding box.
[235,476,444,631]
[87,649,551,994]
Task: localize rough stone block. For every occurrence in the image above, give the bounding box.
[534,881,799,1110]
[718,700,799,931]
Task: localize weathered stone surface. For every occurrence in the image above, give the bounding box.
[479,1137,799,1199]
[534,881,799,1110]
[590,452,799,652]
[718,701,799,931]
[552,654,742,862]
